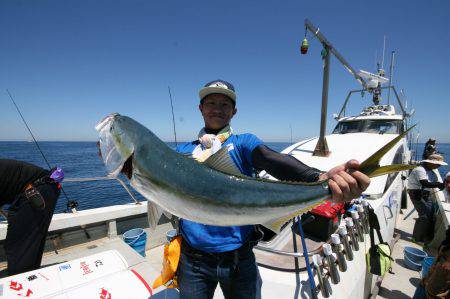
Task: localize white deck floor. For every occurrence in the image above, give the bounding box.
[377,206,422,298]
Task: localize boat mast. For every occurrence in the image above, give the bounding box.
[387,51,395,105]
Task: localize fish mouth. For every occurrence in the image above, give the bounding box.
[96,113,134,177]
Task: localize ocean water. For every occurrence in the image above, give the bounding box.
[1,141,449,213]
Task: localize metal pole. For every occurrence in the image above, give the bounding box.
[387,51,395,105]
[313,45,331,156]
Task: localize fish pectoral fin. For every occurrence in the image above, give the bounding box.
[359,124,416,175]
[203,146,242,176]
[367,164,418,178]
[262,201,326,234]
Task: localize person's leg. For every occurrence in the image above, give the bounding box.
[218,250,261,299]
[411,197,430,242]
[5,183,60,275]
[411,198,427,217]
[177,251,218,299]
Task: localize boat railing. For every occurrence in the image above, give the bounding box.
[254,244,322,257]
[64,176,140,205]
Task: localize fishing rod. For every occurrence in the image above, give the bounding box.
[6,90,90,237]
[167,86,178,148]
[6,89,52,169]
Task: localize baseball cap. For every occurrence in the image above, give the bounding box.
[199,79,236,103]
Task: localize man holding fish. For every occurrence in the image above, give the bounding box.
[173,79,370,299]
[96,79,416,298]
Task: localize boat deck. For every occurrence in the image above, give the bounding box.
[377,188,450,299]
[0,191,447,298]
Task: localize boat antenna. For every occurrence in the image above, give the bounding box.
[387,51,395,105]
[289,124,293,145]
[374,50,378,70]
[381,35,386,70]
[6,90,82,217]
[167,86,178,148]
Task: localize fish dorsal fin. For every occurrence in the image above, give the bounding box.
[203,146,242,176]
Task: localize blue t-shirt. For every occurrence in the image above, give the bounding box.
[176,133,264,253]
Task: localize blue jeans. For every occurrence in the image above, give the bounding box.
[177,244,262,299]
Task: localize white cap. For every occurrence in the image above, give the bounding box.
[323,244,332,256]
[351,210,360,220]
[338,225,348,235]
[346,218,354,227]
[331,234,341,244]
[312,254,322,266]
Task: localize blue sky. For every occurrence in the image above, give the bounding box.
[1,0,449,142]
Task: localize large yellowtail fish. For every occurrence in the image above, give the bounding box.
[96,114,416,233]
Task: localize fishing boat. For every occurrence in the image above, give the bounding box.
[251,20,448,298]
[0,19,448,299]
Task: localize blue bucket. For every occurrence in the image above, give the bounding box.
[404,253,422,271]
[404,246,427,264]
[123,228,147,257]
[421,257,435,278]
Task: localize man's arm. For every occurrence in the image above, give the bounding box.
[251,145,370,202]
[419,179,445,190]
[251,145,322,182]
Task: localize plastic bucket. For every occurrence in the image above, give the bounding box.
[404,253,422,271]
[421,257,435,278]
[123,228,147,257]
[404,246,427,264]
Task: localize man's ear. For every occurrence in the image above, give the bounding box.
[232,107,237,116]
[199,103,203,113]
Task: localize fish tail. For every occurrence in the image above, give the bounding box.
[359,124,417,177]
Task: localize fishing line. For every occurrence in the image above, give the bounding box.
[6,89,80,214]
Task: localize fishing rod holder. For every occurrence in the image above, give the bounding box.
[338,225,354,261]
[322,243,340,285]
[357,204,369,234]
[312,254,331,298]
[345,217,359,251]
[331,233,347,272]
[351,210,365,242]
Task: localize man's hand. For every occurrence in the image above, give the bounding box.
[319,160,370,203]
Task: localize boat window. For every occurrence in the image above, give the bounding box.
[333,120,403,134]
[364,120,402,134]
[332,121,361,134]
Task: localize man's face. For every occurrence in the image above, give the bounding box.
[445,177,450,192]
[199,94,237,130]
